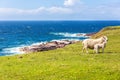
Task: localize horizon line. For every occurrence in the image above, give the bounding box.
[0,20,120,21]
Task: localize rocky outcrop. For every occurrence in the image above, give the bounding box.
[19,40,79,53]
[85,32,96,37]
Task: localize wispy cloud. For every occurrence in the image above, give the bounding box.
[0,8,18,14]
[47,7,72,14]
[0,0,120,20]
[0,0,82,16]
[0,7,72,15]
[18,7,46,14]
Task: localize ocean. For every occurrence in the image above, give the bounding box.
[0,21,120,56]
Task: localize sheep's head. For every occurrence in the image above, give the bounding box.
[100,36,108,43]
[103,36,108,41]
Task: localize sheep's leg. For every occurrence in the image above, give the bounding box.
[93,49,95,53]
[85,47,89,53]
[95,47,99,53]
[82,47,85,53]
[94,46,98,53]
[82,47,84,53]
[93,48,96,53]
[98,48,99,53]
[102,48,104,53]
[96,49,98,53]
[83,47,88,53]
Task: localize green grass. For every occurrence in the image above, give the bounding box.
[0,26,120,80]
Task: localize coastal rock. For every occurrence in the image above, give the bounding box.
[57,43,65,48]
[85,32,96,37]
[19,47,30,52]
[56,40,72,45]
[19,40,79,53]
[45,41,58,47]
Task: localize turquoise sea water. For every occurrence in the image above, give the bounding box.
[0,21,120,56]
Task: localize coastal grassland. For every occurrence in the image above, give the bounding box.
[0,26,120,80]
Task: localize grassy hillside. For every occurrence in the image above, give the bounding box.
[0,26,120,80]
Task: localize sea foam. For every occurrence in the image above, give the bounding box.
[1,41,48,56]
[2,46,25,56]
[50,32,88,38]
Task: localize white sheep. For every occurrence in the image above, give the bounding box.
[94,40,107,53]
[82,36,108,53]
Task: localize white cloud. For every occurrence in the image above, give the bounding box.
[78,5,120,20]
[64,0,80,7]
[0,0,82,19]
[0,0,120,20]
[47,7,72,14]
[18,7,45,14]
[0,7,72,15]
[89,5,120,16]
[0,8,18,14]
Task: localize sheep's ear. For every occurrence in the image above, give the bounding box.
[102,36,105,39]
[103,36,108,41]
[103,36,105,38]
[102,36,106,40]
[104,36,107,38]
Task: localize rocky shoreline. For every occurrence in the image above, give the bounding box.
[19,40,80,53]
[19,32,96,53]
[85,32,96,36]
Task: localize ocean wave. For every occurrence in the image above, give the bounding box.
[1,41,48,56]
[50,32,88,38]
[1,37,84,56]
[31,41,47,46]
[2,46,25,56]
[52,39,80,42]
[1,38,81,56]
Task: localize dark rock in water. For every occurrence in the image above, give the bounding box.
[19,40,79,53]
[85,32,96,36]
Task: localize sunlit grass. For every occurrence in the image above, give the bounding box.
[0,26,120,80]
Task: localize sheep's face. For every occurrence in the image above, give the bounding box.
[103,36,108,41]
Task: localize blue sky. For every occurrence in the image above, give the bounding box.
[0,0,120,20]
